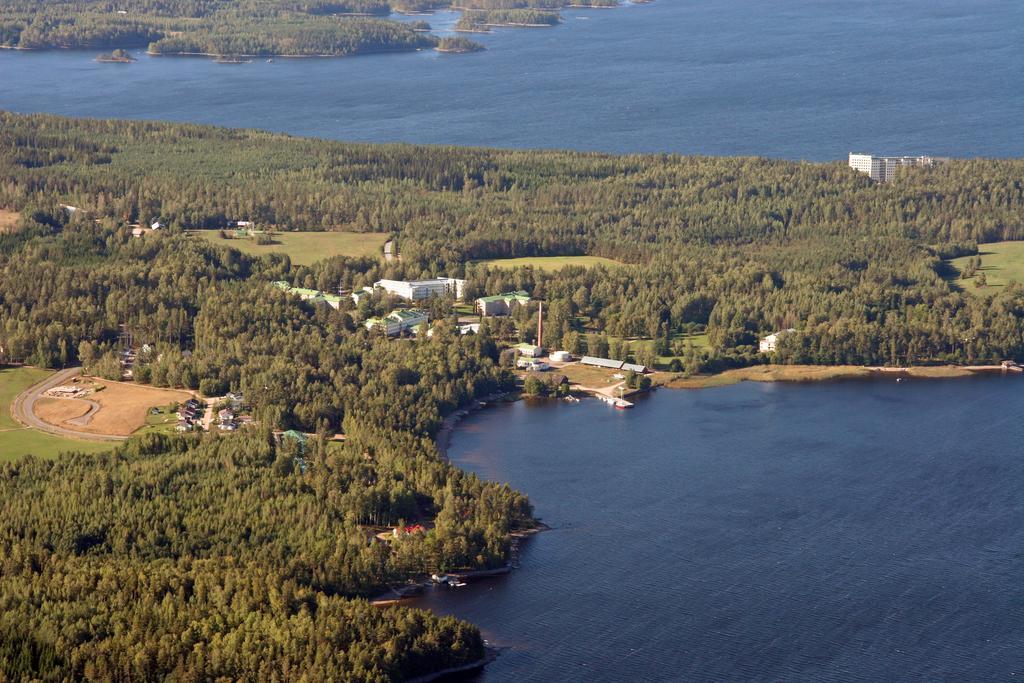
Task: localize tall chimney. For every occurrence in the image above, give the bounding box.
[537,301,544,351]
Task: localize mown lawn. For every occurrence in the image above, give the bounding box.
[0,366,112,462]
[192,230,389,266]
[475,256,623,271]
[948,242,1024,296]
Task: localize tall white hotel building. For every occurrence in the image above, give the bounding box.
[848,153,949,182]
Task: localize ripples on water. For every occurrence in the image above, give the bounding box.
[413,378,1024,681]
[2,0,1023,158]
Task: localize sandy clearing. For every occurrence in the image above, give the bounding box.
[0,209,19,233]
[34,379,194,436]
[35,397,94,425]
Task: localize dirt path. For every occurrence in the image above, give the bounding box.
[575,380,627,397]
[10,367,129,442]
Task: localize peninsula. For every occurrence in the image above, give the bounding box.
[2,111,1024,680]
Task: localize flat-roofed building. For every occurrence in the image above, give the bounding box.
[848,153,949,182]
[374,278,465,301]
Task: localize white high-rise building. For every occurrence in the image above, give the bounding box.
[848,153,949,182]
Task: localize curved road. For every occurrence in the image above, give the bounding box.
[10,367,129,442]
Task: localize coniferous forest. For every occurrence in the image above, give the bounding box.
[2,111,1024,678]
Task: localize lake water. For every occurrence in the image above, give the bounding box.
[2,0,1023,159]
[412,378,1024,681]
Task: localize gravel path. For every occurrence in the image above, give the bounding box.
[10,367,129,442]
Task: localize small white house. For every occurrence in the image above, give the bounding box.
[550,351,573,362]
[759,329,797,353]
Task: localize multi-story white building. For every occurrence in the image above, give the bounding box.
[374,277,466,301]
[848,153,949,182]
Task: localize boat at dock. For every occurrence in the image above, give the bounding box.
[596,394,633,409]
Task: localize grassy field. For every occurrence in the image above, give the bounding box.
[0,366,112,462]
[948,241,1024,296]
[475,256,623,271]
[192,230,389,266]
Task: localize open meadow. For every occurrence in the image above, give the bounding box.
[474,256,623,271]
[0,366,111,462]
[193,230,389,266]
[949,241,1024,295]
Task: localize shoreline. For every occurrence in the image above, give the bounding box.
[436,390,515,457]
[663,363,1021,390]
[405,648,498,683]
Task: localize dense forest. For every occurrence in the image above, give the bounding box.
[0,113,545,680]
[0,0,619,55]
[3,112,1024,368]
[3,110,1024,676]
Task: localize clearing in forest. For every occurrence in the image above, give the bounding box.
[948,241,1024,295]
[193,230,389,265]
[0,366,111,462]
[0,209,19,233]
[34,379,194,437]
[475,256,623,271]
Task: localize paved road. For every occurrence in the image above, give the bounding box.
[10,367,129,442]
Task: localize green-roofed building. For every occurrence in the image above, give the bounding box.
[273,282,344,310]
[364,309,429,337]
[476,290,531,316]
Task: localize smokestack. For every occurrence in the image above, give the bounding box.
[537,301,544,351]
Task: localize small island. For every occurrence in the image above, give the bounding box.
[95,49,135,63]
[435,36,486,54]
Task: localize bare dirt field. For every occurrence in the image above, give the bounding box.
[0,209,19,233]
[35,397,94,425]
[34,379,194,436]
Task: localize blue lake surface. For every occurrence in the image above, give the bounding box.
[411,378,1024,681]
[2,0,1023,159]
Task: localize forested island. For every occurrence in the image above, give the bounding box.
[0,0,625,59]
[95,48,134,62]
[3,111,1024,678]
[436,36,485,52]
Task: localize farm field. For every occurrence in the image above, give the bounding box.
[949,241,1024,295]
[474,256,623,271]
[34,379,194,437]
[0,366,111,462]
[192,230,389,266]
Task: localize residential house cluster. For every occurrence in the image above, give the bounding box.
[176,398,204,432]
